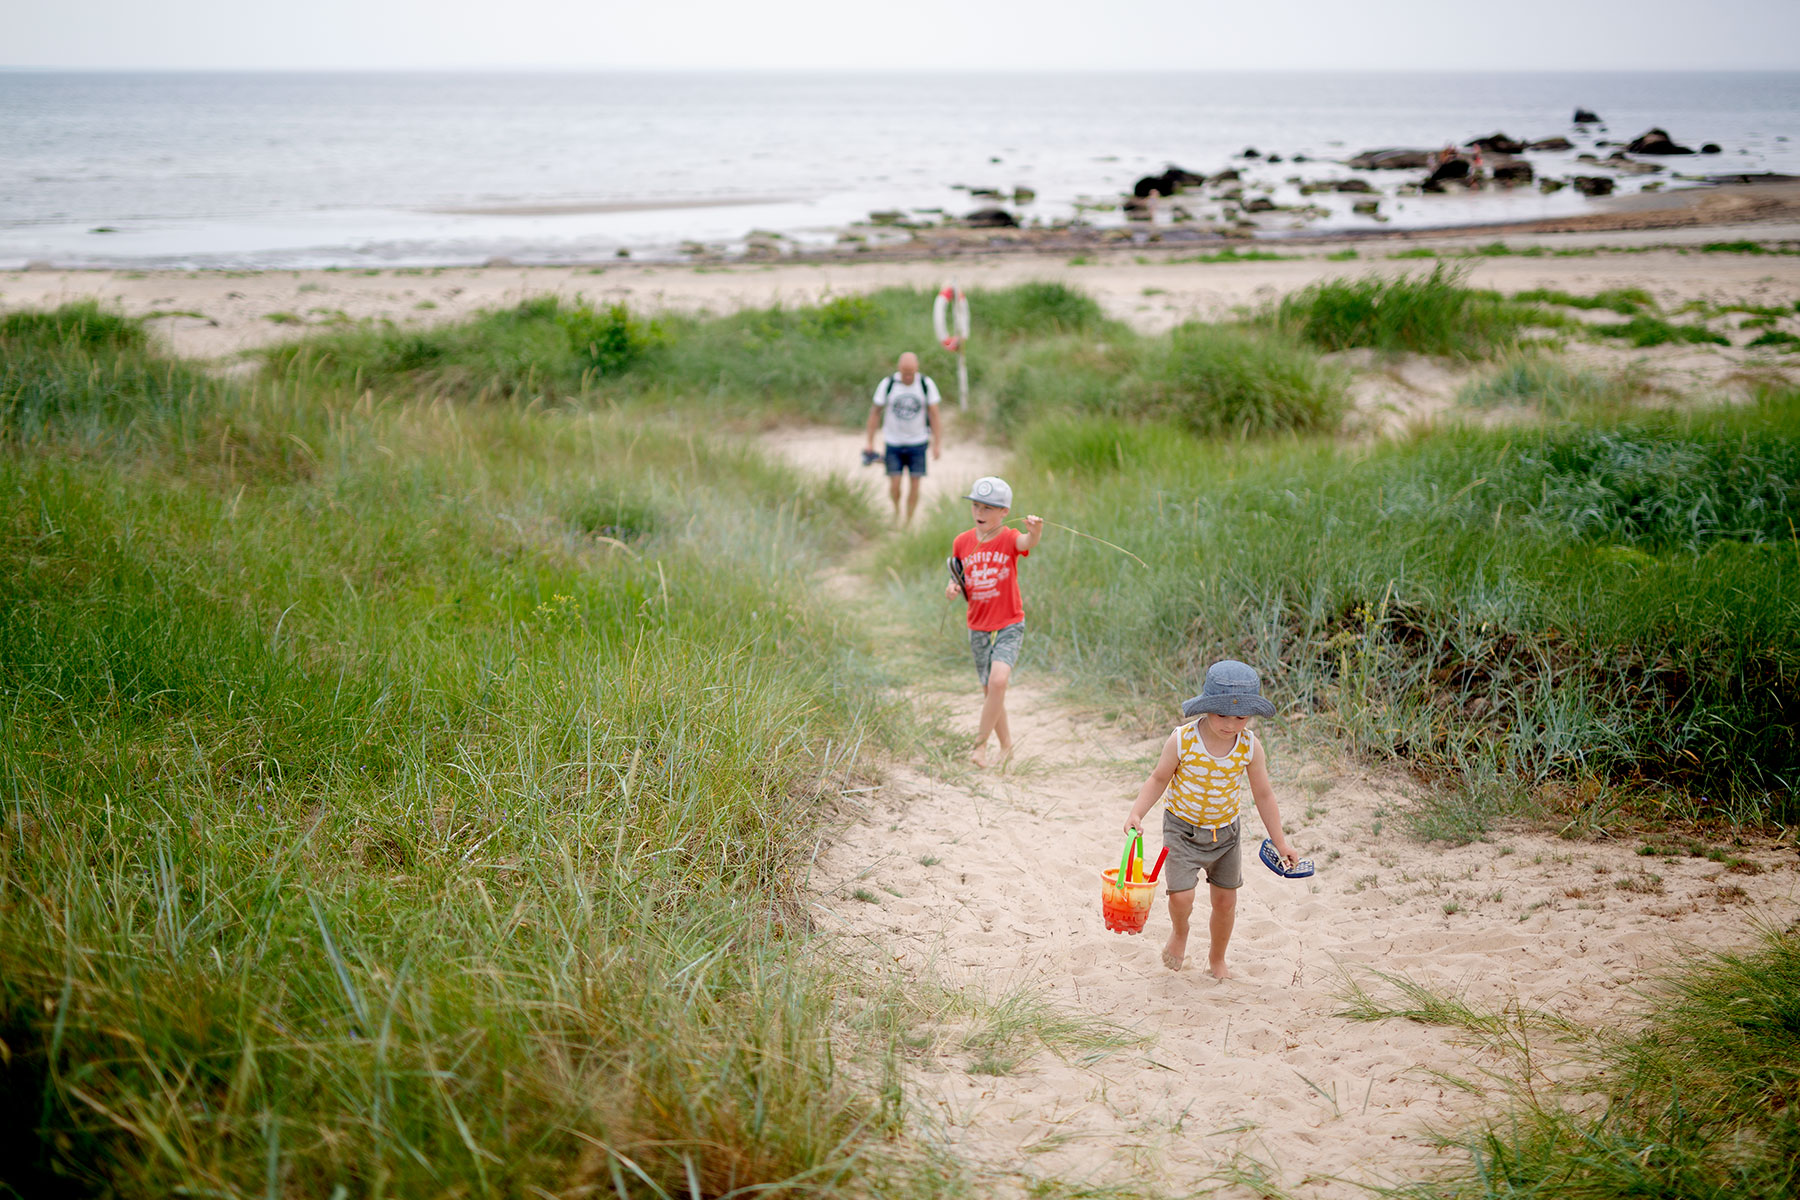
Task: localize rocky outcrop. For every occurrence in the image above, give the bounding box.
[1425,158,1471,185]
[1527,136,1574,151]
[1131,166,1206,198]
[1208,168,1240,186]
[1491,158,1535,183]
[1466,132,1526,155]
[1347,148,1434,170]
[1241,196,1277,212]
[1625,128,1695,155]
[1573,108,1602,124]
[1604,151,1663,175]
[1572,176,1615,197]
[963,207,1018,228]
[1334,179,1374,193]
[1539,178,1566,193]
[1700,143,1722,155]
[1240,147,1262,158]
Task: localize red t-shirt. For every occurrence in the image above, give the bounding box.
[952,526,1029,631]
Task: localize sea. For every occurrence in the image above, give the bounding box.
[3,70,1797,270]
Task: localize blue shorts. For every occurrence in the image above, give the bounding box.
[885,442,928,477]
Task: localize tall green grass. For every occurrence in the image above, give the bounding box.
[264,283,1347,441]
[1272,267,1546,358]
[0,307,967,1197]
[886,393,1800,831]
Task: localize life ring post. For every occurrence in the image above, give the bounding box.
[932,282,972,410]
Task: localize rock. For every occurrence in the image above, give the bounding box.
[1572,176,1615,197]
[1131,166,1206,198]
[1466,132,1526,155]
[1700,143,1722,155]
[1334,178,1375,193]
[963,207,1018,228]
[1209,168,1241,185]
[1267,154,1283,163]
[1240,147,1262,158]
[1573,108,1602,124]
[1352,198,1381,215]
[1347,148,1435,170]
[1527,136,1574,151]
[1292,153,1310,163]
[1491,159,1535,183]
[868,210,906,225]
[1539,177,1566,193]
[1242,196,1277,212]
[1426,158,1472,185]
[1625,128,1695,155]
[967,187,1003,198]
[1604,151,1663,175]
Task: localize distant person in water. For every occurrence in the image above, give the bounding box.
[864,351,942,525]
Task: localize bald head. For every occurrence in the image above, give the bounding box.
[897,352,918,383]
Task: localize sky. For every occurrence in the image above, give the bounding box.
[7,0,1800,71]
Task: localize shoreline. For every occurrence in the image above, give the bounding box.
[5,206,1798,370]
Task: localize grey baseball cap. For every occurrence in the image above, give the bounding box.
[1182,660,1276,719]
[964,476,1013,508]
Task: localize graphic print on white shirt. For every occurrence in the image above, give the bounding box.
[873,374,938,447]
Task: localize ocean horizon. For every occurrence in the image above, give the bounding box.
[5,68,1797,269]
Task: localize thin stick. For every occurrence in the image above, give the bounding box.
[1008,518,1147,568]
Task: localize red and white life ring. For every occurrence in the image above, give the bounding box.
[933,285,970,349]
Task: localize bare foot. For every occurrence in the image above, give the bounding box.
[1209,960,1234,980]
[993,742,1015,768]
[970,745,991,768]
[1161,936,1186,971]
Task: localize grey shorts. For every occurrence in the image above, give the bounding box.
[969,621,1025,687]
[1162,811,1243,892]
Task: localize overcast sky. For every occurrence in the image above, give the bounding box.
[8,0,1800,71]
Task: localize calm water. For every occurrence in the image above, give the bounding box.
[3,70,1797,268]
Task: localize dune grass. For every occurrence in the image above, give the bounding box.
[884,391,1800,835]
[0,305,988,1197]
[1271,267,1548,358]
[1358,929,1800,1200]
[265,283,1346,443]
[1457,355,1647,415]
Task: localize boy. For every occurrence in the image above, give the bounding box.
[945,476,1042,767]
[1123,660,1302,979]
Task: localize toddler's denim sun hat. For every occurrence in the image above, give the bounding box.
[1182,659,1276,719]
[965,476,1013,508]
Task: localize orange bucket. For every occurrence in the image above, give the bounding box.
[1101,831,1159,935]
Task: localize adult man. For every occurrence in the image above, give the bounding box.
[863,351,942,525]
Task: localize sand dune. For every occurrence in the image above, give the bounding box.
[769,427,1800,1197]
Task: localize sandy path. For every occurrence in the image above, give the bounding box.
[769,427,1800,1197]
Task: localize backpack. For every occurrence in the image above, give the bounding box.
[881,373,934,405]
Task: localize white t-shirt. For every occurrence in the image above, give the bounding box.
[872,373,939,447]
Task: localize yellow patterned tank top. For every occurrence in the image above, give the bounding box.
[1163,724,1255,829]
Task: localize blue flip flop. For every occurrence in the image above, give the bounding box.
[1260,838,1315,879]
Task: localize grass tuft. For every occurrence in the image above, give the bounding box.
[1272,267,1537,358]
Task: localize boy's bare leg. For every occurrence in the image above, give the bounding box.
[886,474,902,523]
[1163,887,1194,970]
[971,661,1012,766]
[904,474,923,524]
[1207,885,1238,979]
